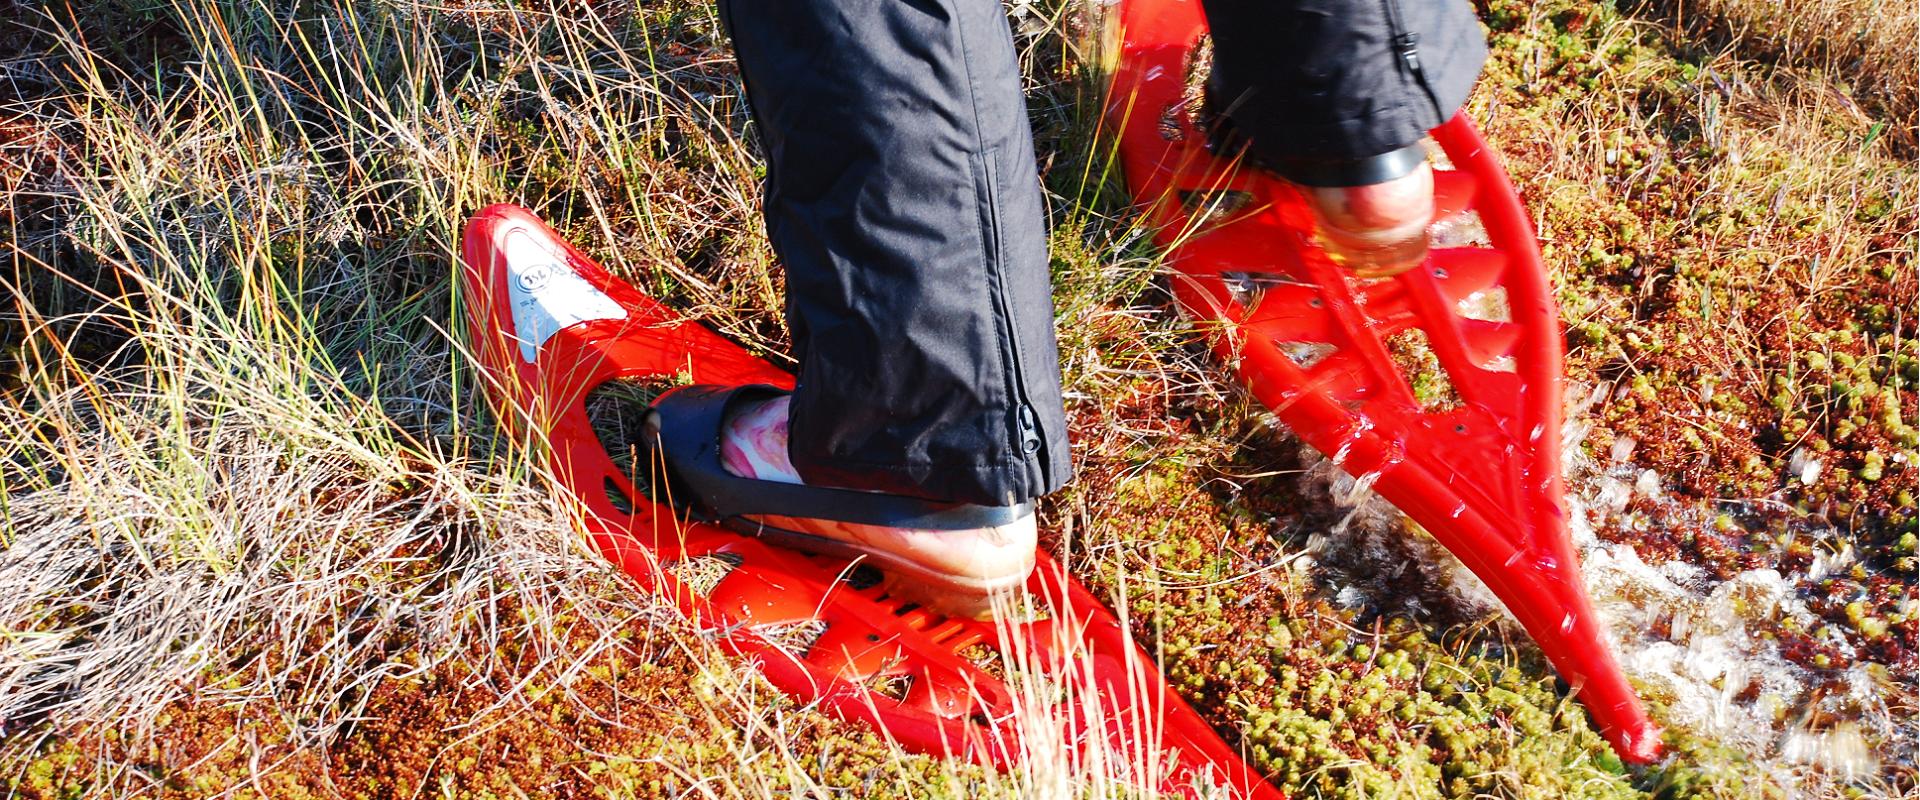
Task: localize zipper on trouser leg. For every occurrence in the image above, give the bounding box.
[979,149,1050,499]
[1382,0,1446,123]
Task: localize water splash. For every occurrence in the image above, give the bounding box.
[1566,432,1911,795]
[1283,384,1913,795]
[1788,446,1824,485]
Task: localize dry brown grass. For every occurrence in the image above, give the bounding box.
[1626,0,1919,152]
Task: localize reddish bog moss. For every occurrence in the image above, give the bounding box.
[1478,0,1916,679]
[7,597,977,800]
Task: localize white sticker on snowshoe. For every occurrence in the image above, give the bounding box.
[501,227,627,363]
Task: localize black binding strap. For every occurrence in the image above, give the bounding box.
[646,384,1032,530]
[1271,142,1429,188]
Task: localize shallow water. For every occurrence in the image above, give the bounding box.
[1288,395,1915,796]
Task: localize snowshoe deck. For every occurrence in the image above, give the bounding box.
[460,205,1283,799]
[1105,0,1661,763]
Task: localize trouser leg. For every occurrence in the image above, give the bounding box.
[1198,0,1488,179]
[716,0,1071,506]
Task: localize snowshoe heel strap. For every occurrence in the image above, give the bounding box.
[647,384,1032,531]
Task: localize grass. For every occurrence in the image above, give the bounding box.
[1,0,1913,798]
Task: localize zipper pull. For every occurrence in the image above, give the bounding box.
[1396,32,1423,74]
[1018,405,1042,454]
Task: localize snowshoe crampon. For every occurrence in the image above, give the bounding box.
[460,204,1283,799]
[1105,0,1662,763]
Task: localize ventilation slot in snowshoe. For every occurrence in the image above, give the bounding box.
[957,643,1005,681]
[1385,329,1463,413]
[838,563,886,591]
[666,552,744,597]
[869,672,914,700]
[1279,341,1337,369]
[1179,189,1254,227]
[587,377,683,501]
[604,476,635,515]
[1456,286,1510,323]
[753,618,830,657]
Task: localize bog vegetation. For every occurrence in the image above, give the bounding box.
[1,0,1913,798]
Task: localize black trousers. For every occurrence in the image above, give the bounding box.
[716,0,1486,507]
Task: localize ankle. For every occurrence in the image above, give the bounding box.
[720,396,803,484]
[1303,159,1434,278]
[1201,109,1436,278]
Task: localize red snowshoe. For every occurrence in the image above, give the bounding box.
[460,205,1284,798]
[1105,0,1661,764]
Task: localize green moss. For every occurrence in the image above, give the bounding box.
[1857,452,1886,481]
